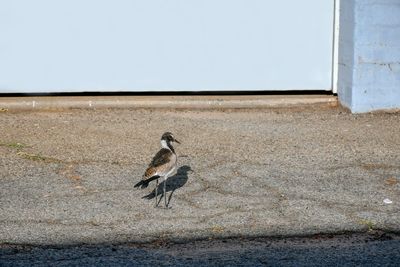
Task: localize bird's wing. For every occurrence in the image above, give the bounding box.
[143,148,173,179]
[150,148,172,167]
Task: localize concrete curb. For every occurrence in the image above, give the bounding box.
[0,95,338,111]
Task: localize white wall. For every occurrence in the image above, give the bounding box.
[338,0,400,112]
[0,0,334,93]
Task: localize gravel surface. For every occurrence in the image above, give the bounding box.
[0,106,399,245]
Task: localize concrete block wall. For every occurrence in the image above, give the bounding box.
[338,0,400,113]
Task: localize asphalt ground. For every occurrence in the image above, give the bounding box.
[1,232,399,266]
[0,105,399,246]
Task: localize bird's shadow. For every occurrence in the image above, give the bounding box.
[142,165,192,207]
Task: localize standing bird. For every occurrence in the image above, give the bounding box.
[134,132,180,208]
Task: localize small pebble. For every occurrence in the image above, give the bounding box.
[383,198,393,204]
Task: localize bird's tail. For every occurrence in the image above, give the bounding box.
[134,175,160,189]
[134,179,150,189]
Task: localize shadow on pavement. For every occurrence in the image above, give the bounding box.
[1,232,400,266]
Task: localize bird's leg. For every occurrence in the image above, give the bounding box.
[164,176,167,208]
[154,179,159,207]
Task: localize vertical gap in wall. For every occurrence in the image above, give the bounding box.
[332,0,340,95]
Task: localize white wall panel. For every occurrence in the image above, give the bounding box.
[0,0,334,92]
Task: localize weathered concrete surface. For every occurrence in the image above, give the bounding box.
[0,106,399,245]
[0,95,337,110]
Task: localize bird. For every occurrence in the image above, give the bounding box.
[134,132,180,208]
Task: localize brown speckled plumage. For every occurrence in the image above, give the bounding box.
[143,148,176,179]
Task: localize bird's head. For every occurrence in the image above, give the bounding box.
[161,132,180,144]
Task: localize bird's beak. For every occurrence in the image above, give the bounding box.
[174,139,181,144]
